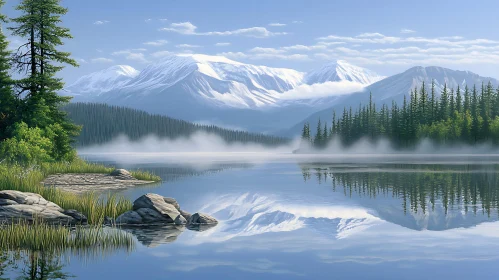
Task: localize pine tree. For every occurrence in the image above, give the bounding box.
[471,85,480,143]
[323,122,328,146]
[439,83,449,121]
[456,85,462,114]
[0,0,16,141]
[314,119,322,147]
[464,85,470,113]
[449,88,455,116]
[301,123,308,140]
[9,0,80,161]
[430,80,436,122]
[419,82,427,124]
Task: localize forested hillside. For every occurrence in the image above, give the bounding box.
[64,103,289,147]
[302,81,499,148]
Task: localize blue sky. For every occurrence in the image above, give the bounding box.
[4,0,499,84]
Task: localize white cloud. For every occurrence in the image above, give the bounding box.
[318,32,499,47]
[176,44,201,48]
[249,47,286,54]
[161,22,197,34]
[400,29,416,34]
[145,19,152,23]
[215,42,231,47]
[279,81,366,100]
[292,21,304,24]
[143,39,168,46]
[282,44,328,51]
[151,50,173,58]
[90,57,114,63]
[159,18,168,22]
[112,49,149,63]
[93,20,109,25]
[160,22,287,38]
[269,23,286,27]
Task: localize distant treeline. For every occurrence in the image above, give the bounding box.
[302,81,499,148]
[64,103,289,147]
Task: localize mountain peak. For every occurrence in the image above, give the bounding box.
[65,65,139,96]
[305,60,384,85]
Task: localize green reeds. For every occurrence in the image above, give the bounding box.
[129,169,161,182]
[0,221,135,254]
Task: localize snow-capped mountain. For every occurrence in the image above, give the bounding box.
[75,54,306,109]
[285,65,499,136]
[183,193,380,244]
[64,65,139,100]
[305,60,384,85]
[64,54,381,131]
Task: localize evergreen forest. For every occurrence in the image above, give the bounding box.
[64,103,290,147]
[302,81,499,149]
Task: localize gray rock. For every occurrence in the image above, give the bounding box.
[187,213,218,225]
[0,199,18,206]
[0,191,85,225]
[133,193,181,222]
[179,210,192,221]
[63,209,88,225]
[136,208,169,224]
[116,211,143,225]
[110,169,134,180]
[103,216,115,226]
[174,215,187,225]
[163,197,180,211]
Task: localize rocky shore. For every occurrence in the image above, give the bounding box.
[0,190,87,225]
[114,193,217,228]
[42,169,155,194]
[0,169,218,235]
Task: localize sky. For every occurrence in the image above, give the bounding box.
[3,0,499,84]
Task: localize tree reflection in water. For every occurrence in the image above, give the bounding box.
[301,163,499,216]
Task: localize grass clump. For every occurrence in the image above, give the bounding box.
[129,169,161,182]
[0,221,135,254]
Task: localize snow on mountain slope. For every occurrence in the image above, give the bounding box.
[65,65,139,98]
[61,55,383,131]
[305,60,384,85]
[184,193,380,244]
[100,54,305,109]
[65,55,381,110]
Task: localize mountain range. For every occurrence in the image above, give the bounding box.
[63,54,499,135]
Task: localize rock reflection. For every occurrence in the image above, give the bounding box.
[123,224,218,247]
[124,226,184,248]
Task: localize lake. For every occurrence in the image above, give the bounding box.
[4,153,499,279]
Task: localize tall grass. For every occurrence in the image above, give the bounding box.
[0,221,135,254]
[129,169,162,181]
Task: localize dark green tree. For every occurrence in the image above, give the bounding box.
[0,0,16,141]
[9,0,80,161]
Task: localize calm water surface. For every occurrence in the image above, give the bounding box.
[5,154,499,279]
